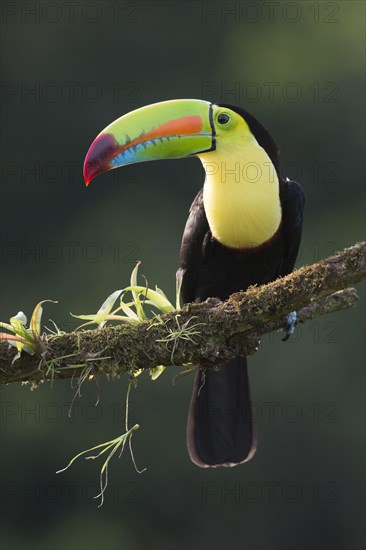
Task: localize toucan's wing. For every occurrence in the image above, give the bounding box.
[178,188,210,304]
[279,179,305,276]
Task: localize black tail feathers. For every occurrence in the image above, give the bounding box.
[187,357,256,467]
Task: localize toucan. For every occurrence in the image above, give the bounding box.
[83,99,305,468]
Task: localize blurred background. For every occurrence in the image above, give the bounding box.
[0,1,365,549]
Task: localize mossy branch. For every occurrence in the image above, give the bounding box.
[0,241,365,386]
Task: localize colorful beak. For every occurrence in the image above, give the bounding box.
[83,99,215,185]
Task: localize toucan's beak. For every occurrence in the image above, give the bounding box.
[83,99,216,186]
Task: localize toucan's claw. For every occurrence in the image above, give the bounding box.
[282,311,297,342]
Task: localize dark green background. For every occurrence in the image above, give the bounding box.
[1,1,365,549]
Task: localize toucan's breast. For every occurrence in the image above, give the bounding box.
[199,140,282,249]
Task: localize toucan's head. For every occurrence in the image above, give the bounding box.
[83,99,280,186]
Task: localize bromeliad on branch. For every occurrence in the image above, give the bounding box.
[84,99,305,468]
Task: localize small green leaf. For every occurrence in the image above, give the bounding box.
[124,286,175,313]
[105,315,135,323]
[130,261,146,321]
[70,313,100,321]
[94,290,124,324]
[13,311,27,325]
[149,365,166,381]
[30,300,58,342]
[176,268,184,311]
[119,300,140,321]
[154,287,169,300]
[71,291,124,327]
[0,322,15,333]
[132,368,143,378]
[10,318,32,343]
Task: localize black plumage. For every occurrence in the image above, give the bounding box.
[180,105,305,467]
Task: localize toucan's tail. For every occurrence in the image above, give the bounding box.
[187,357,256,467]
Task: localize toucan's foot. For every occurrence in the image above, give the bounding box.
[282,311,297,342]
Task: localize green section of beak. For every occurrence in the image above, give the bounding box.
[83,99,215,185]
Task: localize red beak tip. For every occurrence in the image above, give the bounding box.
[83,170,90,186]
[83,132,118,188]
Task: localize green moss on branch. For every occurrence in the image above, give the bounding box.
[0,241,364,386]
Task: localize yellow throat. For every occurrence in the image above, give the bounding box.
[199,131,282,249]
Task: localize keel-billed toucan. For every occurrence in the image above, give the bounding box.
[83,99,305,468]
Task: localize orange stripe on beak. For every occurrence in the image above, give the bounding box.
[117,115,204,155]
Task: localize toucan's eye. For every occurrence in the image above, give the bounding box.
[217,113,230,125]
